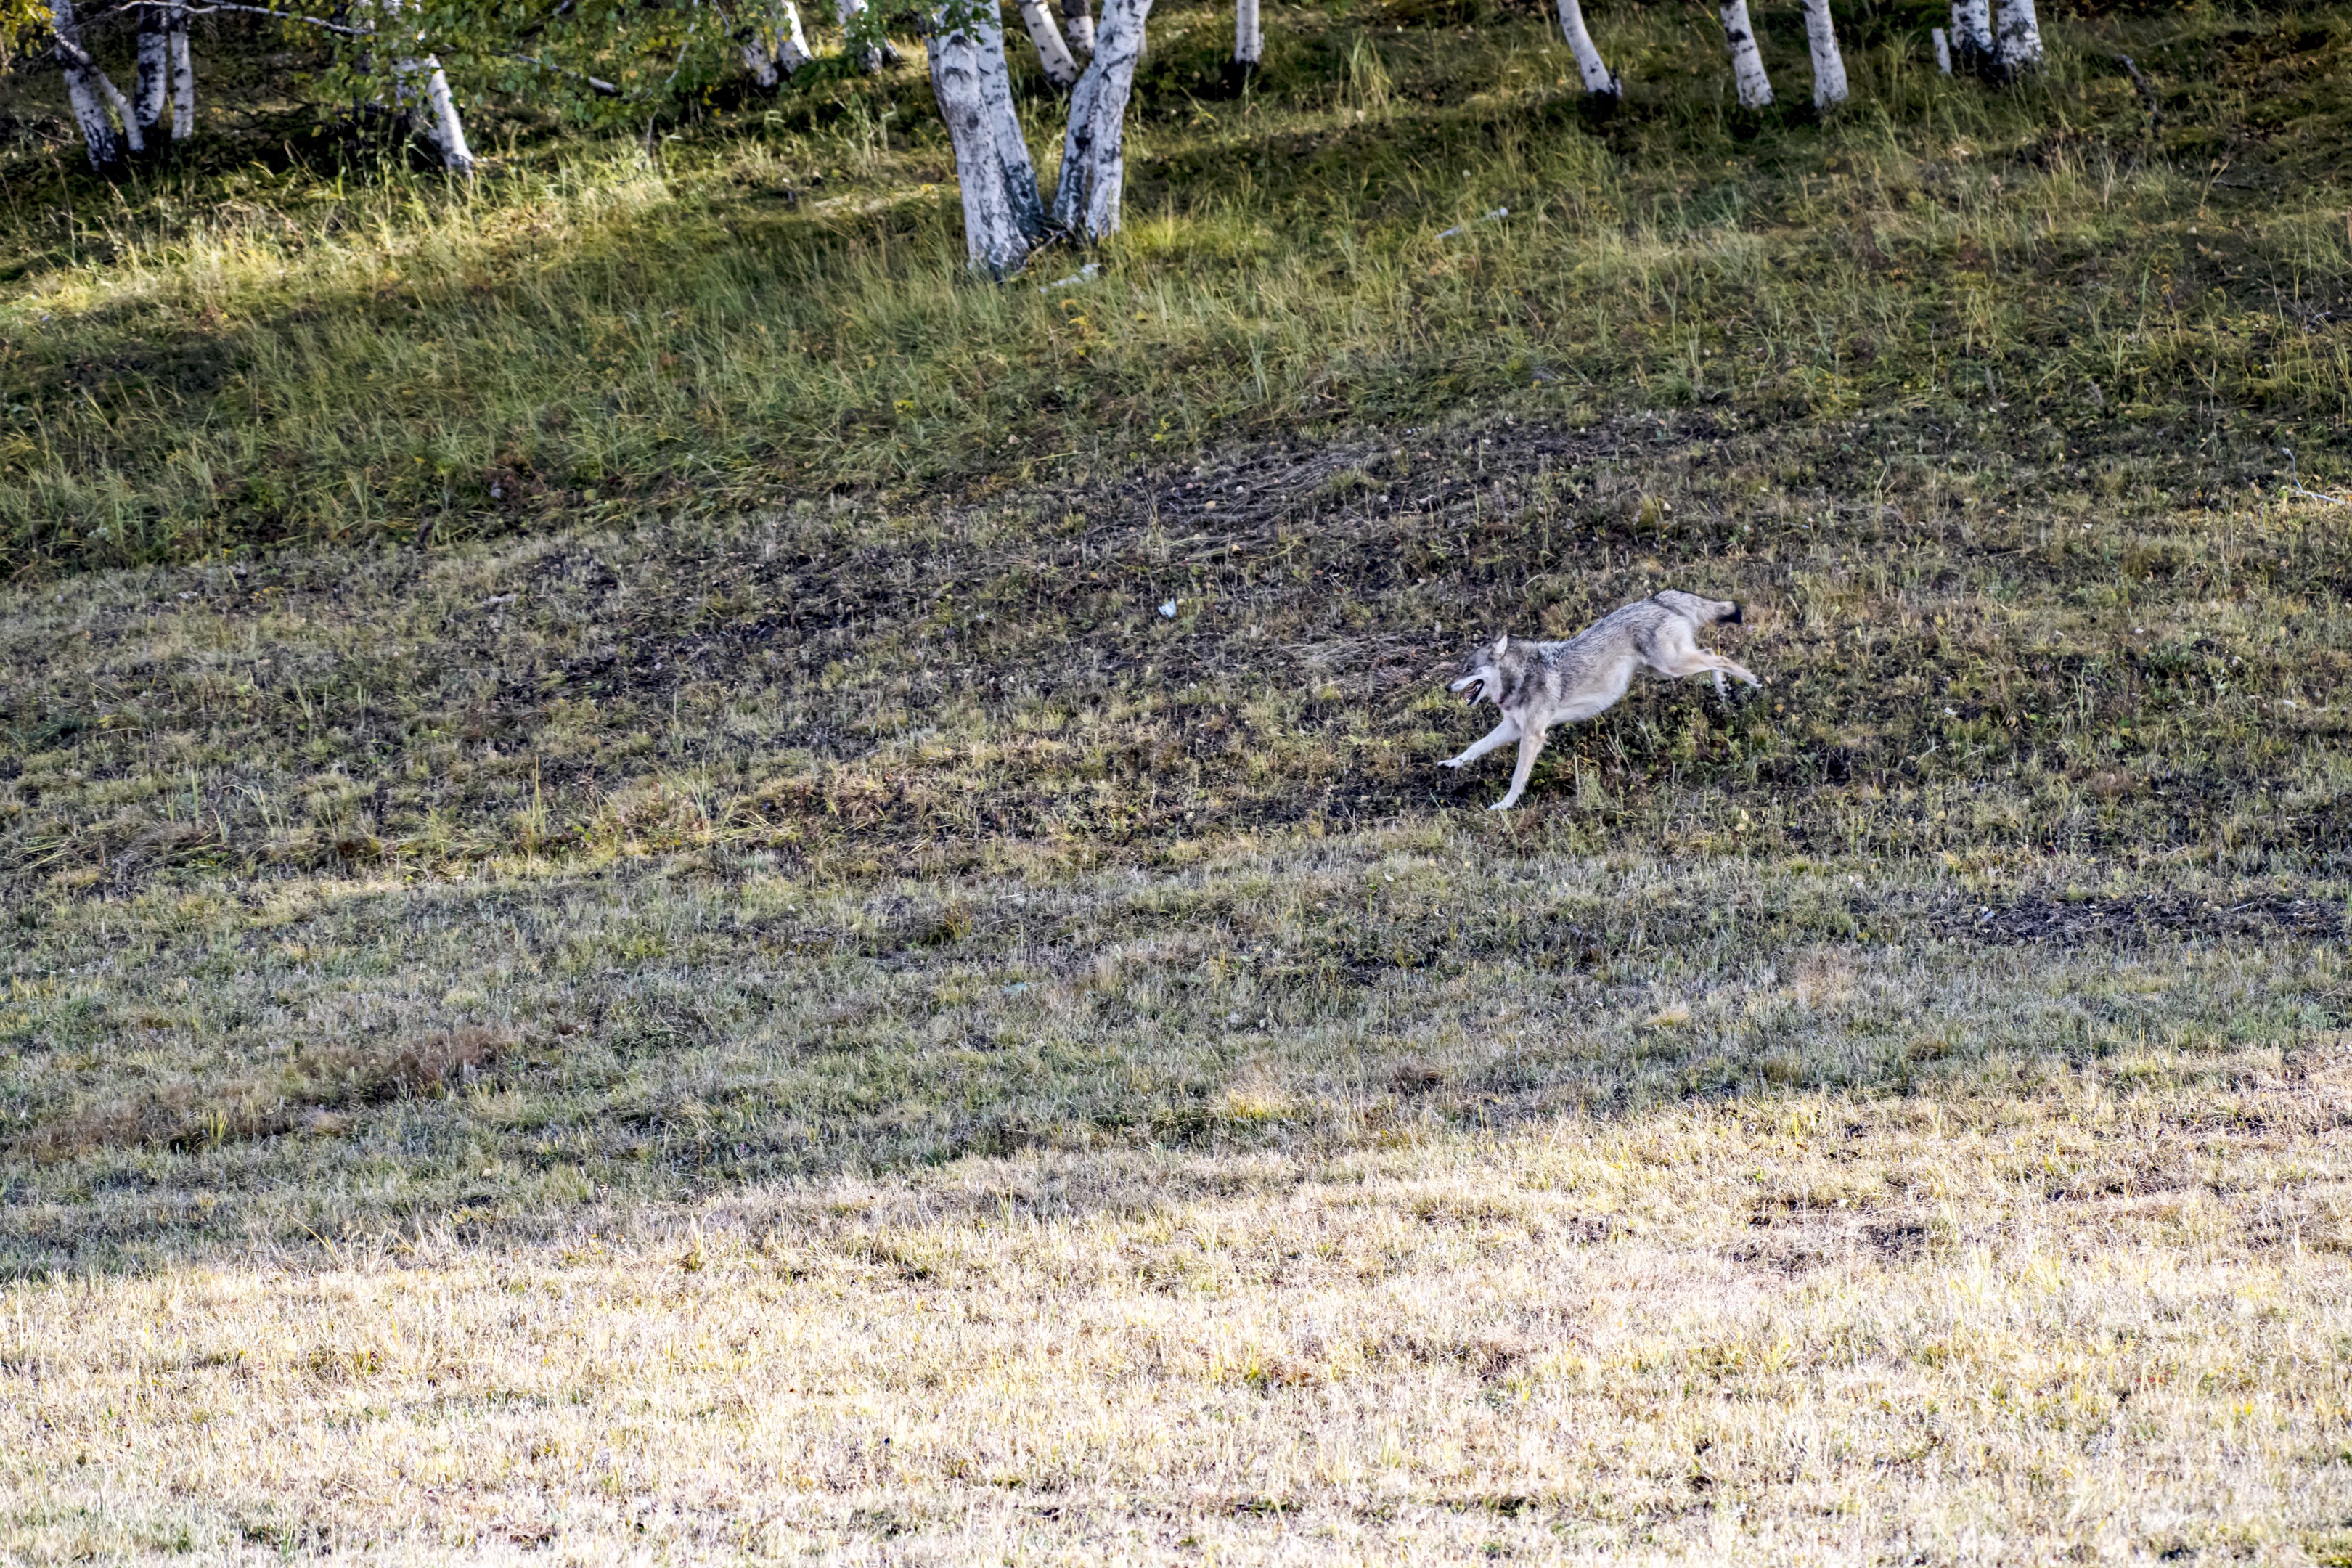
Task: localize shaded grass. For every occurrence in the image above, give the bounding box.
[4,826,2345,1273]
[1,1,2348,568]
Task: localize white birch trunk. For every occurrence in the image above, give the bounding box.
[1800,0,1845,105]
[134,8,170,139]
[95,66,147,153]
[60,64,124,169]
[52,0,139,167]
[1948,0,1992,75]
[742,0,813,86]
[1930,25,1951,73]
[1014,0,1081,88]
[741,34,777,85]
[777,4,817,73]
[168,6,195,140]
[367,0,472,173]
[1718,0,1773,107]
[1554,0,1619,96]
[926,1,1047,275]
[838,0,900,71]
[1061,0,1094,55]
[1050,0,1151,240]
[1233,0,1259,66]
[407,56,473,172]
[1993,0,2041,71]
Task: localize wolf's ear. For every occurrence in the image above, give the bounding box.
[1487,633,1508,661]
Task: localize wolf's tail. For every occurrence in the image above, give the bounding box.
[1652,588,1742,625]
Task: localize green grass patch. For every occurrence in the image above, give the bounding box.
[1,1,2347,568]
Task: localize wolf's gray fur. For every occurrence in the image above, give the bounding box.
[1442,590,1763,811]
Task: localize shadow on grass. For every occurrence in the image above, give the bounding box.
[1,838,2343,1275]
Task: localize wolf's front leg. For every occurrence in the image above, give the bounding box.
[1440,715,1520,769]
[1489,724,1551,811]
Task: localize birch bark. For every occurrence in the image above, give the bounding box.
[1013,0,1081,88]
[1061,0,1093,54]
[1948,0,1993,75]
[838,0,902,71]
[367,0,473,173]
[168,4,195,140]
[1049,0,1151,240]
[409,54,473,171]
[1718,0,1772,107]
[926,1,1047,274]
[50,0,132,168]
[742,0,814,86]
[1554,0,1618,97]
[1993,0,2041,72]
[1800,0,1845,105]
[1931,25,1951,73]
[1232,0,1258,68]
[134,7,171,139]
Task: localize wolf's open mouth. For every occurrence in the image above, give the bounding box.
[1461,679,1484,705]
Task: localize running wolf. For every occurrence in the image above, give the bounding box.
[1441,590,1763,812]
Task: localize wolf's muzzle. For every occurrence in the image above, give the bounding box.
[1727,602,1744,624]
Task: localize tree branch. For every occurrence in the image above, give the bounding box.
[501,49,622,94]
[176,2,371,37]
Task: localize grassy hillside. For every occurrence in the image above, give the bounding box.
[2,0,2348,566]
[5,0,2352,1561]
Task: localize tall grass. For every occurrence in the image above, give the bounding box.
[2,2,2347,569]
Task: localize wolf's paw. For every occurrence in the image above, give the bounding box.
[1486,799,1514,812]
[1438,756,1466,769]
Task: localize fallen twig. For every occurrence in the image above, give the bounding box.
[2282,449,2348,506]
[2116,54,2160,126]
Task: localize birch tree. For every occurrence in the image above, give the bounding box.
[1718,0,1771,107]
[1011,0,1080,89]
[129,2,194,142]
[133,6,168,136]
[1993,0,2041,72]
[1049,0,1150,241]
[926,0,1048,274]
[839,0,902,70]
[918,0,1152,269]
[48,0,142,168]
[1058,0,1093,54]
[1799,0,1845,105]
[167,4,193,138]
[741,0,814,87]
[367,0,473,173]
[1553,0,1618,98]
[1947,0,1993,75]
[1231,0,1257,78]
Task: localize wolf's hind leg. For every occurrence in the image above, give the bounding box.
[1489,724,1551,812]
[1710,655,1763,690]
[1440,715,1520,769]
[1657,645,1763,694]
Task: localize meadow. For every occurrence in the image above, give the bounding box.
[4,0,2352,1559]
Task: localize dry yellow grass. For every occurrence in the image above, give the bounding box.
[9,1066,2349,1563]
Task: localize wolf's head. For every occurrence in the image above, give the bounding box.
[1651,589,1744,626]
[1448,634,1511,707]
